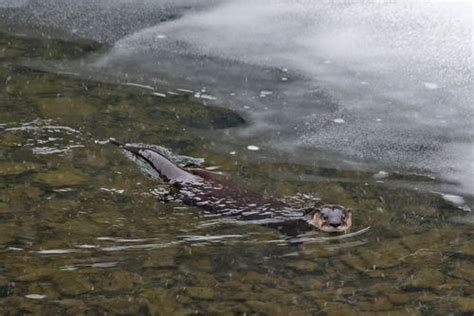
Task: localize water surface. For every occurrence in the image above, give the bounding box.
[0,3,473,315]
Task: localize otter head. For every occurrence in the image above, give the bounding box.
[303,204,352,232]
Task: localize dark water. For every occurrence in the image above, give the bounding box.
[1,27,473,315]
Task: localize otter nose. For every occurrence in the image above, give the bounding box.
[329,222,341,228]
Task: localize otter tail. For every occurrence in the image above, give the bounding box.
[108,138,146,157]
[109,138,198,183]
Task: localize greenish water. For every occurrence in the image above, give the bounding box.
[1,30,473,315]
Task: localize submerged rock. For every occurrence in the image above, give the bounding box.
[33,168,88,188]
[90,296,147,315]
[0,162,39,176]
[141,288,190,315]
[340,254,368,273]
[246,300,307,315]
[27,282,59,300]
[401,231,446,252]
[457,242,474,257]
[3,47,25,59]
[0,185,44,205]
[179,253,213,272]
[16,267,58,282]
[1,296,50,314]
[142,249,177,269]
[0,31,101,61]
[0,275,8,288]
[357,297,394,312]
[0,223,16,245]
[284,260,318,273]
[185,286,216,300]
[37,97,97,120]
[53,299,88,314]
[387,293,412,305]
[453,297,474,312]
[98,271,138,292]
[192,271,219,288]
[448,261,474,282]
[6,75,63,96]
[404,269,445,289]
[49,219,102,236]
[53,272,94,296]
[322,303,358,316]
[157,101,246,130]
[0,131,25,147]
[357,246,403,269]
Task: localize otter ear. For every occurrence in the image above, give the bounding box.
[345,208,353,221]
[303,208,320,221]
[345,208,353,226]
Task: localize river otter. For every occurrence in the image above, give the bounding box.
[110,140,352,235]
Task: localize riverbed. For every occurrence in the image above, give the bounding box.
[1,3,473,314]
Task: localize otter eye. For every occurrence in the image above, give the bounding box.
[322,215,328,220]
[342,215,346,220]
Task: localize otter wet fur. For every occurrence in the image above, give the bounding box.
[110,139,352,237]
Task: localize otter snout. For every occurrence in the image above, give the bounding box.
[304,204,352,233]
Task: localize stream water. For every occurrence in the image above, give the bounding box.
[0,1,473,315]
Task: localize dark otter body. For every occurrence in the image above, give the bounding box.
[112,140,352,236]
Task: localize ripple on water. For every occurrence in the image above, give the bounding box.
[441,193,471,212]
[25,294,46,300]
[3,119,84,156]
[35,249,79,255]
[61,261,118,271]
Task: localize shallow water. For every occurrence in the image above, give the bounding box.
[0,21,474,316]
